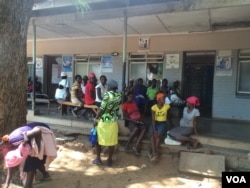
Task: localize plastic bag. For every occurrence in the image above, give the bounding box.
[89,128,97,145]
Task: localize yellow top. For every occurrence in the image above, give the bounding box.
[151,104,170,121]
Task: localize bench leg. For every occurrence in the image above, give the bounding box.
[61,104,67,116]
[48,103,50,115]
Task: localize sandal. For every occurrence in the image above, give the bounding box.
[92,158,103,165]
[132,147,140,156]
[150,156,158,162]
[107,158,113,167]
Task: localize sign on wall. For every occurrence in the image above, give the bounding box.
[215,56,232,76]
[27,57,43,84]
[165,54,180,69]
[51,64,62,84]
[138,36,150,50]
[102,55,113,73]
[62,55,73,76]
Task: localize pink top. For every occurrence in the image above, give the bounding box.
[5,143,31,168]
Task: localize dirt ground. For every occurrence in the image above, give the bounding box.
[4,133,221,188]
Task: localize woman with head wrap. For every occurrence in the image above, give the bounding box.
[148,92,170,162]
[166,96,200,148]
[92,79,122,167]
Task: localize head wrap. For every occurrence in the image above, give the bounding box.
[107,79,118,89]
[186,96,200,107]
[88,72,96,79]
[156,93,165,101]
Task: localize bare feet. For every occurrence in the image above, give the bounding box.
[192,139,200,149]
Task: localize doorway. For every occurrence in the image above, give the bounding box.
[44,55,63,99]
[182,52,215,118]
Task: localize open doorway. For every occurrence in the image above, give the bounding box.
[44,55,63,99]
[182,51,215,118]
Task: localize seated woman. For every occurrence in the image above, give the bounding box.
[167,96,200,149]
[122,92,147,155]
[1,122,57,188]
[149,92,170,162]
[71,75,84,118]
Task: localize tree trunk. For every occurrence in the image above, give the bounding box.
[0,1,34,185]
[0,0,34,135]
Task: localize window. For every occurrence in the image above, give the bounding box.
[129,53,164,85]
[74,54,102,78]
[237,49,250,96]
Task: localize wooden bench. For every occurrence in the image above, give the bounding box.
[27,93,54,114]
[57,100,99,116]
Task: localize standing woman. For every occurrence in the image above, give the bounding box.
[149,92,170,161]
[92,80,122,167]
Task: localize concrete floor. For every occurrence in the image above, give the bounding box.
[27,102,250,148]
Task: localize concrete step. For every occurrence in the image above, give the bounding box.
[27,110,250,170]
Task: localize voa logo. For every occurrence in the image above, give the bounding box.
[226,176,246,184]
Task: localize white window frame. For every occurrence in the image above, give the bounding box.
[74,54,102,78]
[237,49,250,96]
[128,52,164,85]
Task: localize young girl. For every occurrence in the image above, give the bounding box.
[149,92,170,161]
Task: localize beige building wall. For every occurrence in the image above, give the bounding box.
[26,29,250,121]
[27,29,250,55]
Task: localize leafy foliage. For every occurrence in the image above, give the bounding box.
[71,0,91,13]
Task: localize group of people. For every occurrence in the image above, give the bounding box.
[27,76,42,94]
[124,78,184,116]
[1,76,201,187]
[91,77,201,166]
[55,72,108,119]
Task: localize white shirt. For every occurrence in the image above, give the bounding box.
[55,79,70,100]
[95,83,107,103]
[81,84,86,94]
[180,107,200,128]
[59,79,70,88]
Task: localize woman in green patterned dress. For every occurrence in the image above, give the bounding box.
[92,79,122,167]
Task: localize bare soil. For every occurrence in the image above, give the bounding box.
[3,133,221,188]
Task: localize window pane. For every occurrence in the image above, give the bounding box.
[146,63,163,80]
[75,63,88,77]
[238,61,250,93]
[130,63,146,83]
[89,63,101,80]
